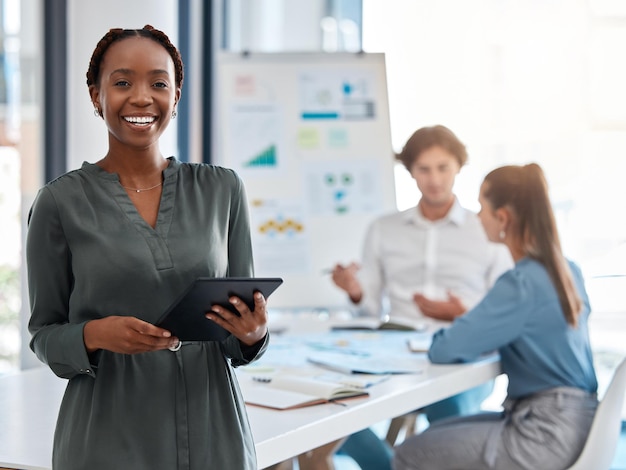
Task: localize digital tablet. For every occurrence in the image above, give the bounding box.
[156,277,283,342]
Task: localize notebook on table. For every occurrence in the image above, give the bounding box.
[156,277,283,342]
[243,374,369,410]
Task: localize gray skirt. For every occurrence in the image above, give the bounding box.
[392,387,598,470]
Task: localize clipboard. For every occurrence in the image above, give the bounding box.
[156,277,283,342]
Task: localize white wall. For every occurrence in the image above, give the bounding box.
[67,0,179,170]
[361,0,626,283]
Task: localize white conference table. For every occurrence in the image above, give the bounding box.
[0,324,501,470]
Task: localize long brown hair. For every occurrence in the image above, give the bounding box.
[482,163,582,326]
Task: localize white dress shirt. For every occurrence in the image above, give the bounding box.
[356,198,513,329]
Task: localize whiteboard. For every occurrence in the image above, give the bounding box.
[213,52,397,309]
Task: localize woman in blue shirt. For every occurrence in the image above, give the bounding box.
[393,163,598,470]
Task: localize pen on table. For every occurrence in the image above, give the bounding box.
[252,376,273,383]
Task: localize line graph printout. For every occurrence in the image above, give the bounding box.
[299,70,377,121]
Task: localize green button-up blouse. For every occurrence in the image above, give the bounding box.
[26,157,268,470]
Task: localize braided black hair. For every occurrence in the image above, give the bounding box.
[86,24,184,89]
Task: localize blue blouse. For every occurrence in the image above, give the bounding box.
[428,257,598,398]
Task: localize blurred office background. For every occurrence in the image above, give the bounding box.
[1,0,625,379]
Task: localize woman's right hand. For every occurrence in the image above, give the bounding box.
[83,316,179,354]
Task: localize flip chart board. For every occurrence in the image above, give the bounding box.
[213,52,397,309]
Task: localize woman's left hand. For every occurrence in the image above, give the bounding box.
[206,292,268,346]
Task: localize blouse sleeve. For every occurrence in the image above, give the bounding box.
[26,187,95,379]
[225,170,254,278]
[220,170,269,362]
[428,268,531,363]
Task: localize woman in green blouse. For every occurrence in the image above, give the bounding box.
[26,25,269,470]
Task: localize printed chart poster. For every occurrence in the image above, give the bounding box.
[249,199,312,275]
[296,126,350,151]
[302,160,384,216]
[229,103,286,177]
[299,70,377,121]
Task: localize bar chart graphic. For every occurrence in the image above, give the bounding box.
[244,144,277,167]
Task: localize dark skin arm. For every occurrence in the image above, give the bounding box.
[207,291,269,347]
[84,316,179,354]
[83,292,268,353]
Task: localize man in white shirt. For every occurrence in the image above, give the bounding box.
[333,125,511,330]
[329,125,513,470]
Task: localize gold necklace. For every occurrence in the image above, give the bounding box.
[120,182,163,193]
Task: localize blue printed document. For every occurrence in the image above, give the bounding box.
[307,351,423,375]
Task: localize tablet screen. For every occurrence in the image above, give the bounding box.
[156,277,283,342]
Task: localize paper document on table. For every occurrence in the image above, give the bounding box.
[406,336,433,353]
[307,352,423,375]
[312,372,390,388]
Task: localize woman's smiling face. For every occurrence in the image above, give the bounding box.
[90,36,180,151]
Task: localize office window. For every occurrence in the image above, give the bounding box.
[0,0,42,373]
[221,0,362,52]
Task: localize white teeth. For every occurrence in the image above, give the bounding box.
[124,116,156,124]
